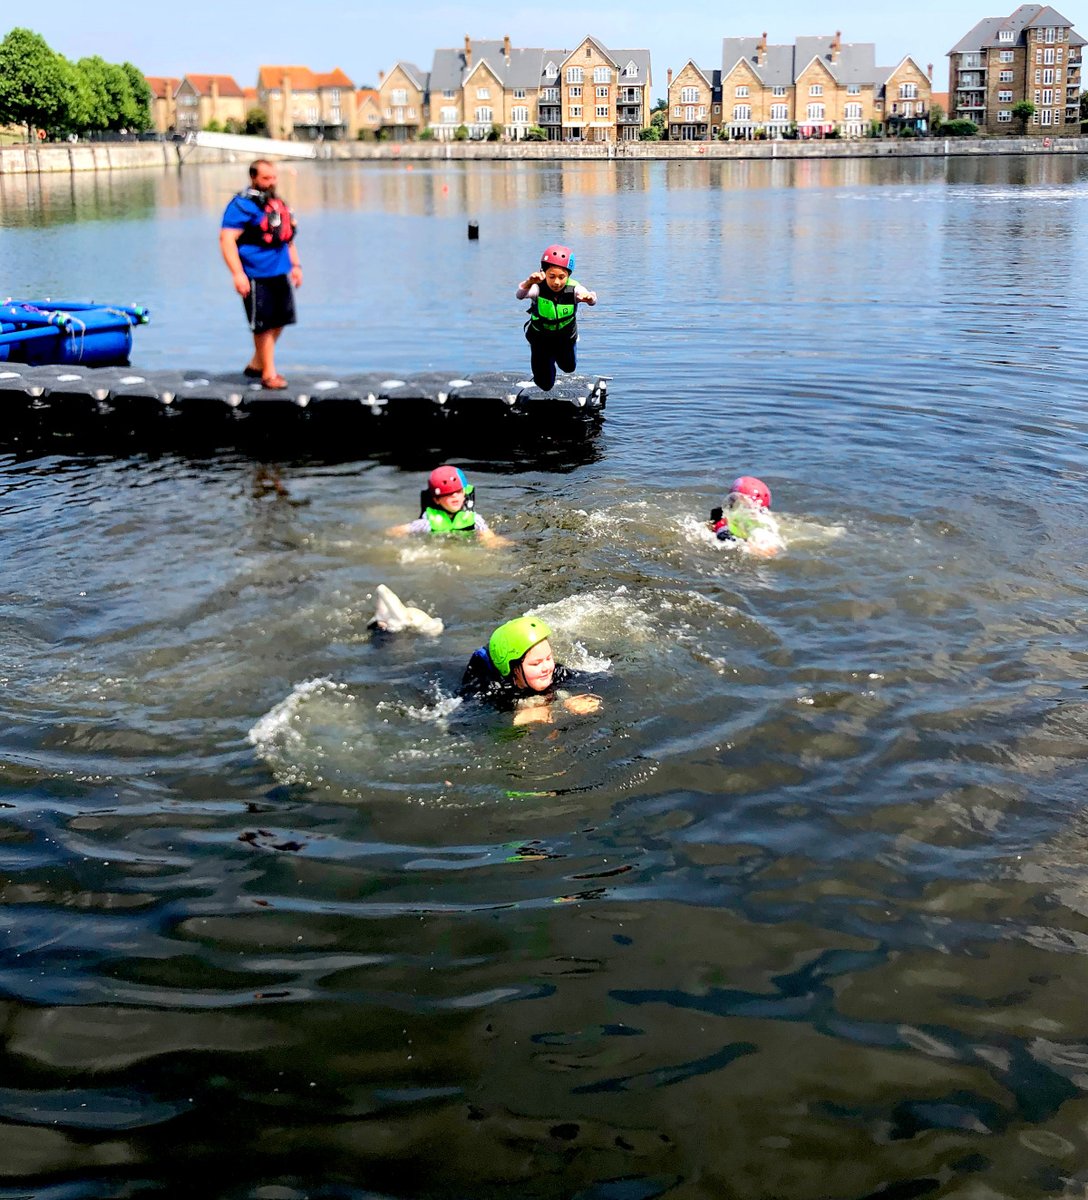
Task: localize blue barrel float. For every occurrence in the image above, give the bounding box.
[0,299,150,366]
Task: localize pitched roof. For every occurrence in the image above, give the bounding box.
[430,40,545,93]
[356,87,379,108]
[181,74,244,98]
[144,76,179,100]
[388,61,428,90]
[948,4,1077,53]
[242,87,257,103]
[723,35,877,86]
[314,68,354,88]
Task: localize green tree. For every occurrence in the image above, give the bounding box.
[77,55,119,129]
[204,118,223,133]
[120,62,153,132]
[526,125,547,141]
[929,102,945,133]
[1011,99,1035,132]
[0,27,68,137]
[244,107,268,136]
[639,124,661,140]
[942,118,978,136]
[651,96,666,113]
[103,61,139,129]
[52,56,95,135]
[453,123,468,141]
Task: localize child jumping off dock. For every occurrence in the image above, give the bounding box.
[517,244,597,392]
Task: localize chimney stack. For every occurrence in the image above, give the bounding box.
[504,34,511,62]
[927,63,933,80]
[757,32,768,67]
[831,31,841,63]
[464,35,472,68]
[378,69,385,84]
[667,68,673,89]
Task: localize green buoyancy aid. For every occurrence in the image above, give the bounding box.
[424,505,476,534]
[529,279,579,335]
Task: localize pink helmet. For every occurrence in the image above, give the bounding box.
[541,244,575,272]
[428,465,465,497]
[730,476,771,509]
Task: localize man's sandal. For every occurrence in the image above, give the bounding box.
[261,375,288,390]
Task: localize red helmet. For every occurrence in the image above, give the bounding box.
[428,465,465,496]
[730,476,771,509]
[541,244,574,272]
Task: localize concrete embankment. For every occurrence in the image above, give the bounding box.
[1,135,1086,176]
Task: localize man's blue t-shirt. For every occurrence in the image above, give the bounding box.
[221,192,292,279]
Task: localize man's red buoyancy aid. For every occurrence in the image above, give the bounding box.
[238,188,296,247]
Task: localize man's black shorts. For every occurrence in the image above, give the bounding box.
[243,275,296,334]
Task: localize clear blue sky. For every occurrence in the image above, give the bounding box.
[5,1,1066,94]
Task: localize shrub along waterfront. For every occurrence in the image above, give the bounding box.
[0,27,152,143]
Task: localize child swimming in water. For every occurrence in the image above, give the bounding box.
[389,465,510,548]
[709,476,783,557]
[458,616,602,726]
[517,244,597,392]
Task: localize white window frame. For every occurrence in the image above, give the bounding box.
[997,109,1012,121]
[513,88,526,99]
[570,86,582,98]
[899,83,918,99]
[596,85,608,98]
[772,85,787,96]
[732,104,751,120]
[998,29,1014,42]
[770,103,788,121]
[475,106,492,123]
[569,105,582,117]
[1042,107,1053,123]
[596,104,609,118]
[1046,26,1056,43]
[806,103,825,120]
[1043,68,1054,84]
[541,87,559,102]
[593,66,611,83]
[999,70,1013,82]
[847,83,861,95]
[844,102,862,119]
[999,50,1014,62]
[391,88,407,106]
[544,62,557,79]
[566,67,583,84]
[624,62,638,77]
[809,84,823,96]
[997,90,1013,102]
[680,86,698,103]
[511,105,528,123]
[476,87,490,100]
[736,85,749,98]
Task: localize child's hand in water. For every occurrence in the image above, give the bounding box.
[564,694,602,716]
[513,705,553,727]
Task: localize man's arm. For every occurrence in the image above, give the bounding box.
[288,238,302,289]
[219,227,250,298]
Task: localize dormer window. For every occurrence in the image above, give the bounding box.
[998,29,1014,42]
[624,61,638,77]
[545,61,557,79]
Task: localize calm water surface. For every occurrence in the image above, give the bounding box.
[3,157,1088,1198]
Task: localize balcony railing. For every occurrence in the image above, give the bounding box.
[956,98,986,110]
[618,110,642,123]
[618,89,641,103]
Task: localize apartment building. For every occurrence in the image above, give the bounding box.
[548,36,651,142]
[356,88,381,138]
[257,66,356,140]
[145,77,180,133]
[948,4,1083,132]
[429,36,545,140]
[715,32,931,139]
[377,62,429,139]
[666,62,722,139]
[174,75,246,133]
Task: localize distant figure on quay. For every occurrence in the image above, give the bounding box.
[218,159,302,390]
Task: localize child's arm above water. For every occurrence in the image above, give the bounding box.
[473,514,512,549]
[573,283,597,305]
[516,270,545,299]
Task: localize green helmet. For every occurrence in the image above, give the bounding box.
[488,616,553,678]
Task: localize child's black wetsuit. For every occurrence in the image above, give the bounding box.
[458,648,588,710]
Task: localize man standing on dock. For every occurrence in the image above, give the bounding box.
[218,159,301,390]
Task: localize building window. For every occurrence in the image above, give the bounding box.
[809,84,823,96]
[1035,69,1041,83]
[773,85,787,96]
[593,66,611,83]
[513,88,526,99]
[1046,26,1056,43]
[1057,47,1064,61]
[545,62,557,79]
[596,85,608,98]
[1036,49,1043,63]
[475,107,492,122]
[899,83,918,99]
[477,88,490,99]
[443,89,455,99]
[998,109,1012,121]
[713,104,721,115]
[307,106,318,123]
[806,103,825,119]
[1043,88,1054,104]
[541,87,558,102]
[998,29,1014,41]
[770,103,788,120]
[585,46,592,58]
[392,89,407,105]
[732,105,751,120]
[680,86,697,103]
[596,104,609,118]
[998,90,1013,102]
[570,86,582,98]
[845,102,862,119]
[847,83,861,94]
[999,70,1013,82]
[570,105,582,117]
[1043,68,1054,84]
[624,62,638,77]
[999,50,1014,62]
[1042,107,1053,123]
[673,105,682,116]
[566,67,583,84]
[1044,47,1056,64]
[440,106,456,122]
[735,86,749,98]
[511,106,528,122]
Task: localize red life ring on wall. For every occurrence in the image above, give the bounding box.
[36,128,46,141]
[1043,136,1052,148]
[698,144,706,154]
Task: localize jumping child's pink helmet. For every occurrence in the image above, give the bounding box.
[541,244,575,272]
[429,465,465,496]
[730,476,771,509]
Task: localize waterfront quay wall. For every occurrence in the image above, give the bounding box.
[2,136,1087,176]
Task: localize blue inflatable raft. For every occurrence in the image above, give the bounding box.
[0,300,150,367]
